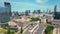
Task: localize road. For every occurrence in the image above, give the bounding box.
[34,24,46,34]
[23,24,39,34]
[24,24,46,34]
[23,26,31,34]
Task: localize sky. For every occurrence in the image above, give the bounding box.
[0,0,60,12]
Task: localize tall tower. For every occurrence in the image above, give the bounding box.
[54,5,57,13]
[37,9,40,14]
[25,10,30,16]
[54,5,58,19]
[4,2,12,16]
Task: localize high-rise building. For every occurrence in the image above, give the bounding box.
[4,2,12,16]
[0,2,12,23]
[54,5,57,19]
[37,9,40,14]
[12,11,19,18]
[54,5,60,19]
[33,10,36,14]
[25,10,30,16]
[33,9,40,14]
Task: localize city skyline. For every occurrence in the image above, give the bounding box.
[0,0,60,12]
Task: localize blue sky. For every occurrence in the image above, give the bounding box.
[0,0,60,12]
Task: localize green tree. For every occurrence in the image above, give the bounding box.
[30,23,33,26]
[30,17,40,21]
[7,29,15,34]
[7,29,10,34]
[45,25,54,34]
[46,19,52,24]
[20,27,23,34]
[10,30,15,34]
[2,26,6,29]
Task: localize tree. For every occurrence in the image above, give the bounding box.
[30,23,33,26]
[7,29,10,34]
[2,25,6,29]
[45,25,54,34]
[46,19,52,24]
[20,27,23,34]
[7,29,15,34]
[30,17,40,22]
[10,30,15,34]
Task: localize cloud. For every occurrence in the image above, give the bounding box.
[36,0,48,3]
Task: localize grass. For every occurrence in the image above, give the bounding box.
[50,30,53,34]
[45,25,54,34]
[0,28,7,34]
[30,17,40,22]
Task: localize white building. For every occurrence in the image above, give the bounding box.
[46,14,53,22]
[41,17,46,24]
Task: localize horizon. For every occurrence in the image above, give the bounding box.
[0,0,60,12]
